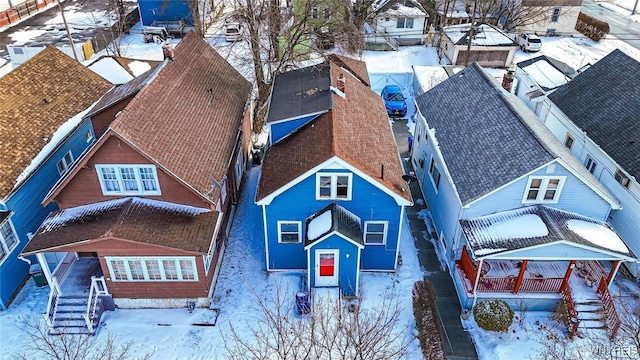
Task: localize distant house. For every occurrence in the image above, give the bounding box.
[513,55,576,114]
[538,49,640,277]
[515,0,582,36]
[372,0,429,45]
[256,54,413,297]
[21,32,252,334]
[410,62,635,323]
[0,46,113,310]
[438,22,518,67]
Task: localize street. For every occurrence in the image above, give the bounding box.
[581,0,640,49]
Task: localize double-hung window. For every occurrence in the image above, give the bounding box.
[585,156,597,174]
[397,17,414,29]
[551,8,561,23]
[106,257,197,281]
[0,220,19,263]
[429,158,441,190]
[56,151,74,176]
[523,176,565,203]
[364,221,388,245]
[96,165,161,196]
[278,221,301,243]
[316,173,352,200]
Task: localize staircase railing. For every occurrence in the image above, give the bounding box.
[83,276,109,334]
[559,282,579,339]
[597,278,621,339]
[44,277,62,327]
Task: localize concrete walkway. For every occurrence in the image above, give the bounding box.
[392,119,479,360]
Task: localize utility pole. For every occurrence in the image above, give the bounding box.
[56,0,79,62]
[463,0,477,66]
[633,0,639,15]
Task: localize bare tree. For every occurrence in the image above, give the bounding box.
[495,0,554,33]
[15,318,153,360]
[613,292,640,358]
[222,280,413,359]
[189,0,225,38]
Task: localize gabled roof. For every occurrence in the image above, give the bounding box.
[374,0,428,17]
[256,59,412,204]
[547,49,640,179]
[328,54,370,87]
[22,197,218,255]
[414,63,618,207]
[305,203,363,248]
[48,32,252,202]
[443,22,516,47]
[86,55,162,84]
[0,46,113,199]
[461,205,635,261]
[516,55,575,91]
[266,62,333,124]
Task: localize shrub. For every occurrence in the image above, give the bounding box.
[413,280,445,360]
[575,12,610,41]
[473,299,514,332]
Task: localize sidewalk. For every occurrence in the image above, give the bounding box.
[392,119,478,360]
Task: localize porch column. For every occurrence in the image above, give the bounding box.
[472,259,484,294]
[512,260,528,294]
[606,260,622,288]
[35,253,54,287]
[560,260,576,291]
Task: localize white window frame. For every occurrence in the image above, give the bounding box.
[522,176,566,203]
[585,156,597,174]
[429,157,441,191]
[105,256,198,281]
[364,221,388,245]
[220,181,227,204]
[0,219,19,265]
[550,7,561,22]
[311,7,318,19]
[234,151,243,190]
[56,150,74,176]
[315,173,353,200]
[564,133,574,150]
[96,165,161,196]
[396,17,414,29]
[277,221,302,244]
[85,130,94,143]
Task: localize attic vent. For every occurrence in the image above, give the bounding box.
[337,73,345,93]
[42,98,49,104]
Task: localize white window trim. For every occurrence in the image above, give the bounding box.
[585,156,597,174]
[220,181,227,204]
[85,130,94,143]
[105,256,198,282]
[315,173,353,200]
[0,219,19,265]
[56,150,74,176]
[550,7,561,23]
[96,164,161,196]
[564,133,574,150]
[277,221,302,244]
[429,157,441,192]
[364,221,388,245]
[522,176,566,204]
[234,151,243,190]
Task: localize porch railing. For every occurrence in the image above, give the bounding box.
[456,245,477,291]
[83,276,109,334]
[44,277,62,327]
[585,260,607,287]
[597,278,621,339]
[560,282,579,339]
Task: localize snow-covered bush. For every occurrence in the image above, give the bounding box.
[473,299,514,332]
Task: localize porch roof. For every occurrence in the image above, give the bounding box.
[22,197,219,255]
[460,205,636,261]
[304,203,364,249]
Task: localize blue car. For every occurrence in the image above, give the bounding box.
[381,85,407,117]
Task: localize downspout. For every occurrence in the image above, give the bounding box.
[472,258,483,308]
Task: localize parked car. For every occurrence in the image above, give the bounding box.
[381,85,407,117]
[518,34,542,52]
[225,23,243,42]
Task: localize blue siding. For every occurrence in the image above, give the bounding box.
[467,163,611,221]
[269,114,319,144]
[265,169,402,272]
[308,235,359,296]
[0,120,95,309]
[137,0,193,26]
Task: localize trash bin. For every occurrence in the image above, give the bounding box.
[295,291,310,315]
[29,264,47,287]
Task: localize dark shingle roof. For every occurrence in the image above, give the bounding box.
[266,62,333,123]
[22,197,218,255]
[547,49,640,179]
[305,203,363,246]
[414,63,555,205]
[0,210,10,224]
[461,205,635,259]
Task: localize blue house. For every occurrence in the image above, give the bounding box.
[410,63,636,319]
[0,46,113,309]
[255,54,413,297]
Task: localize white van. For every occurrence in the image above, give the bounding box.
[225,23,243,42]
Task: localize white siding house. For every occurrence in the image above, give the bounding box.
[373,0,428,45]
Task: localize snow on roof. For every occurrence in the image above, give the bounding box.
[307,210,332,241]
[522,60,569,90]
[413,65,449,93]
[484,214,549,241]
[13,103,96,188]
[567,219,629,254]
[444,23,516,47]
[128,60,152,76]
[87,57,135,84]
[377,3,427,17]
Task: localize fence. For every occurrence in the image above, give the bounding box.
[0,0,55,28]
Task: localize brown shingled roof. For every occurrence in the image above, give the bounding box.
[22,197,219,255]
[328,54,371,86]
[108,32,252,196]
[0,46,113,198]
[256,60,411,203]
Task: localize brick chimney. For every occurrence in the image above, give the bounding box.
[501,70,514,92]
[162,43,175,61]
[337,73,345,93]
